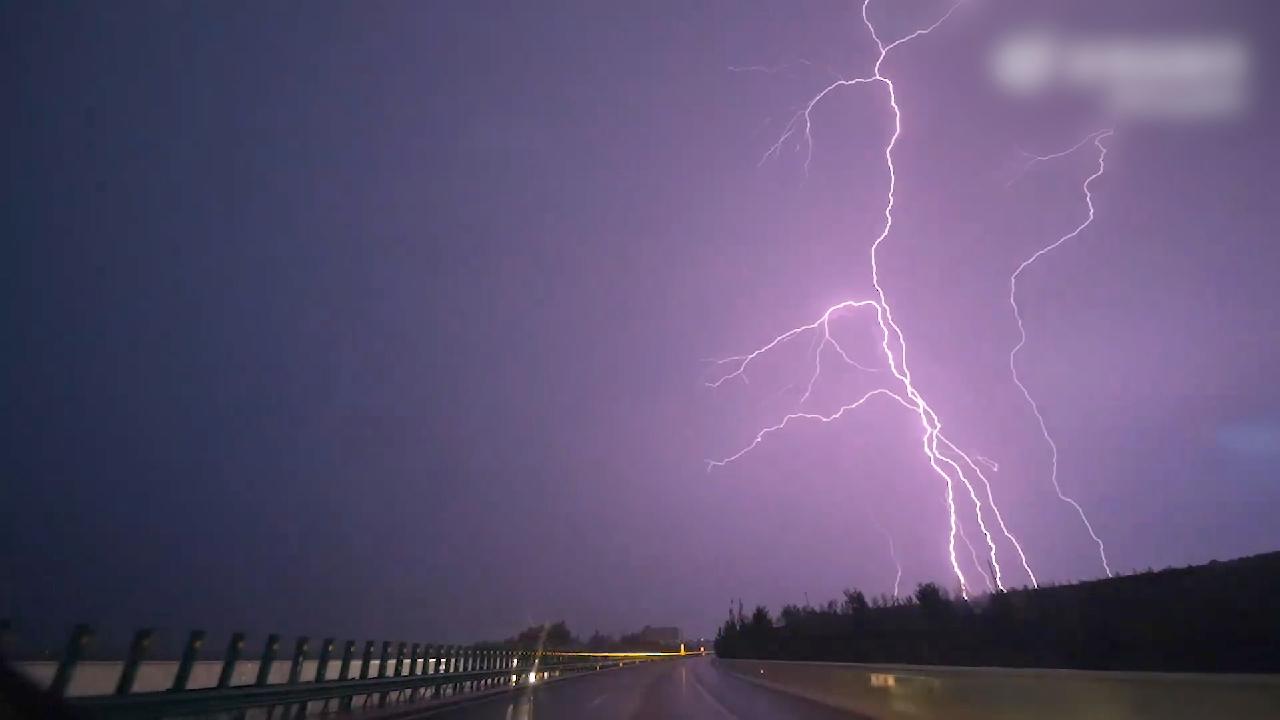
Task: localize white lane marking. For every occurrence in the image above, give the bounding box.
[588,693,608,707]
[690,668,740,719]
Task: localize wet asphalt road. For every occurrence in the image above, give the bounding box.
[425,656,856,720]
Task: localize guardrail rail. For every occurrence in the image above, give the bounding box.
[3,622,683,718]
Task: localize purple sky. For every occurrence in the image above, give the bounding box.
[5,0,1280,646]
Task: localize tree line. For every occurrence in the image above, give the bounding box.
[487,622,677,653]
[715,551,1280,672]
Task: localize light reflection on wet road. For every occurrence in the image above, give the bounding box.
[427,656,857,720]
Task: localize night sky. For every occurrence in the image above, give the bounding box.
[5,0,1280,649]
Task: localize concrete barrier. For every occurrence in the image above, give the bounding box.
[715,658,1280,719]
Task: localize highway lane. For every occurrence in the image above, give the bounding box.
[425,656,858,719]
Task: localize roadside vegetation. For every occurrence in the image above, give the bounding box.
[715,551,1280,672]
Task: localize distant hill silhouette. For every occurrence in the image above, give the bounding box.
[715,551,1280,672]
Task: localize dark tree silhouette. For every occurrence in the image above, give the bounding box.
[714,551,1280,672]
[505,621,576,650]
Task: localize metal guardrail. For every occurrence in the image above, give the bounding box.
[5,623,683,719]
[71,658,654,718]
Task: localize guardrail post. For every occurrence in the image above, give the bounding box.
[395,641,407,702]
[378,641,391,678]
[115,628,154,695]
[437,645,449,697]
[379,641,404,707]
[284,637,309,719]
[370,640,391,708]
[359,641,374,679]
[255,634,281,686]
[420,643,431,698]
[288,637,309,684]
[351,640,374,708]
[455,645,465,690]
[340,640,369,711]
[440,645,451,694]
[462,646,472,693]
[217,632,245,689]
[171,630,205,692]
[417,644,432,701]
[404,643,422,701]
[338,640,355,680]
[50,624,92,697]
[310,638,336,714]
[437,645,454,698]
[465,645,476,691]
[314,638,334,682]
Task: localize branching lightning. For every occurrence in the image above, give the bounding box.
[703,0,1119,597]
[1008,129,1116,577]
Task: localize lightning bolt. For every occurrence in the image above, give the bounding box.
[706,0,1051,598]
[728,60,825,77]
[958,518,995,593]
[1008,129,1115,577]
[873,520,903,599]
